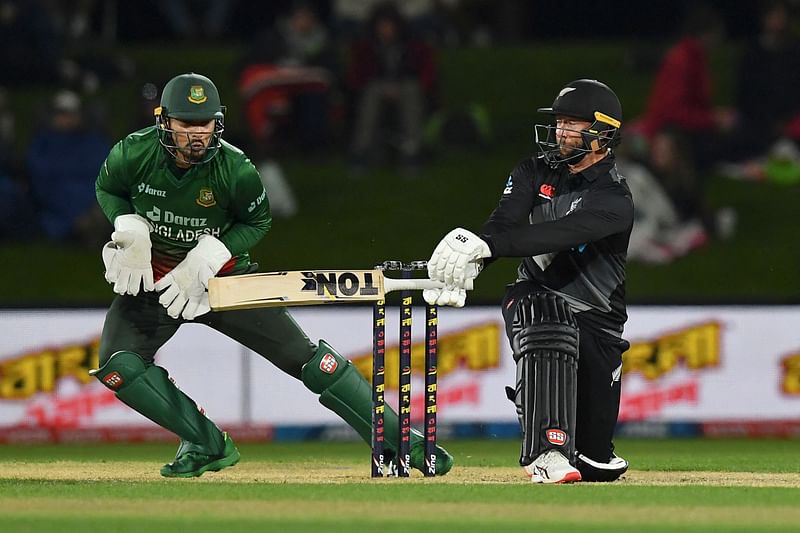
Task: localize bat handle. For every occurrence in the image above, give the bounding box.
[383,277,474,294]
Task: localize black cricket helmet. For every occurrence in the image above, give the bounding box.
[155,73,226,164]
[534,79,622,167]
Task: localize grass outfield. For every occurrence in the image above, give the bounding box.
[1,439,799,531]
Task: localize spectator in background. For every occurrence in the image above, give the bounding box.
[39,0,98,41]
[155,0,236,40]
[239,1,338,154]
[26,90,111,247]
[737,1,800,154]
[632,3,735,242]
[0,0,63,86]
[1,0,133,94]
[333,0,451,43]
[720,1,800,182]
[617,156,711,265]
[347,2,437,175]
[0,88,37,242]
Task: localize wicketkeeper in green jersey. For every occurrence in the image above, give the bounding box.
[92,72,454,478]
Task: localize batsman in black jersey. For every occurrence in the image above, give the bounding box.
[425,79,633,483]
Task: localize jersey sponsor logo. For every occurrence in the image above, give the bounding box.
[196,187,216,207]
[145,206,207,227]
[188,85,207,104]
[319,353,338,374]
[101,372,124,390]
[137,183,167,198]
[538,183,556,200]
[300,271,380,297]
[248,188,267,213]
[503,175,513,195]
[545,428,567,445]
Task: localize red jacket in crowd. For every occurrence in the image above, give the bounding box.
[638,37,716,139]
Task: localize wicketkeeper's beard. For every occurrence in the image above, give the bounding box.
[178,141,209,162]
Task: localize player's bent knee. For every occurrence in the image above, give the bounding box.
[301,339,369,410]
[511,293,578,358]
[301,339,373,444]
[90,350,147,392]
[301,340,353,393]
[576,453,629,482]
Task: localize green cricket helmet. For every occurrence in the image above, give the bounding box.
[155,73,226,164]
[534,79,622,168]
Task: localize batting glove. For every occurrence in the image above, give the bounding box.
[423,286,467,307]
[155,235,231,320]
[105,214,154,296]
[428,228,490,288]
[422,262,480,308]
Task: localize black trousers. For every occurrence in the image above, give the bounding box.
[99,292,317,379]
[501,281,629,463]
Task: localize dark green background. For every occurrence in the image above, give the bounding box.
[2,43,798,306]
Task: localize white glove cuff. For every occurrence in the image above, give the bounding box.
[114,213,153,235]
[193,235,233,274]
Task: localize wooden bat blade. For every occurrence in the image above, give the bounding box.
[209,270,386,311]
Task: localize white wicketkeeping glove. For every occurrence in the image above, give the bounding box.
[104,214,154,296]
[428,228,491,288]
[101,240,118,275]
[154,235,232,320]
[422,262,481,308]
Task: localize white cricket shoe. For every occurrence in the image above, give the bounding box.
[523,450,582,484]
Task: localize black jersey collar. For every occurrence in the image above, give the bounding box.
[572,153,615,182]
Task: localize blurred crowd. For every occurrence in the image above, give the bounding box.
[1,0,799,267]
[622,1,800,264]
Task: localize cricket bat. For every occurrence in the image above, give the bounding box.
[208,270,473,311]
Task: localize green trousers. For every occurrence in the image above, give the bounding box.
[97,291,454,475]
[99,292,315,375]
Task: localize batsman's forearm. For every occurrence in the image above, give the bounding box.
[484,207,630,258]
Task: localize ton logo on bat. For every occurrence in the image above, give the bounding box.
[300,272,380,297]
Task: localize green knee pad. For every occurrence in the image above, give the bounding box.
[91,351,224,455]
[302,340,413,457]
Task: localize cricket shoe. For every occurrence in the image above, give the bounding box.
[409,440,454,476]
[576,452,629,482]
[524,450,581,484]
[160,432,240,478]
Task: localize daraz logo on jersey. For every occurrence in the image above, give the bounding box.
[145,205,207,227]
[137,183,167,198]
